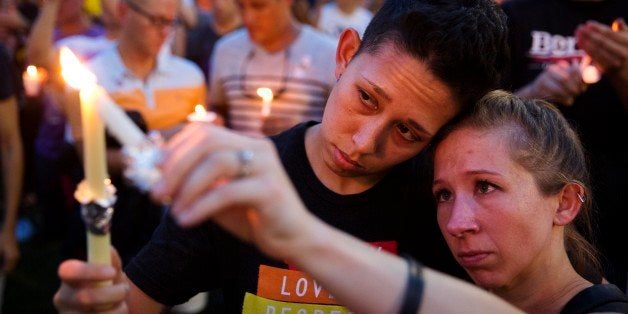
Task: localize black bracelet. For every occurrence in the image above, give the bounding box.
[399,256,424,314]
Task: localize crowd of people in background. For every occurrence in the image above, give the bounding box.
[0,0,627,312]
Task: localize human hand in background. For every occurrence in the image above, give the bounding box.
[576,18,628,107]
[515,59,586,106]
[576,19,628,75]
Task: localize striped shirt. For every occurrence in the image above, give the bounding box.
[209,26,336,136]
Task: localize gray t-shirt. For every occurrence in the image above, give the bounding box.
[209,25,337,136]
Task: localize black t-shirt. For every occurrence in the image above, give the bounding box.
[126,121,461,312]
[561,284,628,314]
[0,44,15,101]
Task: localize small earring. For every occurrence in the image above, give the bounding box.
[577,193,585,203]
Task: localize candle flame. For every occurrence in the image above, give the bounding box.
[194,104,207,114]
[612,20,620,32]
[256,87,274,103]
[582,65,601,84]
[60,47,96,90]
[257,87,274,117]
[26,65,38,77]
[188,103,216,123]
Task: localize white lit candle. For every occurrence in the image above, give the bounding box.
[187,104,217,123]
[612,19,620,32]
[59,47,111,266]
[257,87,274,118]
[60,47,146,148]
[87,86,146,147]
[582,65,601,84]
[579,55,601,85]
[22,65,45,97]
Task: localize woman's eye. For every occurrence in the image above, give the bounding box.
[476,180,496,194]
[434,189,452,202]
[358,89,377,109]
[396,124,420,142]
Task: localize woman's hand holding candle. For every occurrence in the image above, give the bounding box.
[60,47,114,267]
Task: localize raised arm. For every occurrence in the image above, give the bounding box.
[0,43,22,273]
[26,0,61,70]
[152,124,522,313]
[0,96,23,273]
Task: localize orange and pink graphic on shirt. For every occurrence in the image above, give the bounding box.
[242,241,397,313]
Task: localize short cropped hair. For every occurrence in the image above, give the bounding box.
[358,0,509,108]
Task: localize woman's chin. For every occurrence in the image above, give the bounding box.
[467,270,506,290]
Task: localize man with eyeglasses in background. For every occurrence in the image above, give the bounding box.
[209,0,336,136]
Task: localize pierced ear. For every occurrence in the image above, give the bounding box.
[554,183,585,226]
[334,28,361,80]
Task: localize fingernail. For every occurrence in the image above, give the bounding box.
[175,211,191,226]
[153,181,166,195]
[103,267,116,277]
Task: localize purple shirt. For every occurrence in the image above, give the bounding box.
[35,24,106,159]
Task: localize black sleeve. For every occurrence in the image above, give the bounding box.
[0,44,15,101]
[124,214,222,306]
[561,284,628,314]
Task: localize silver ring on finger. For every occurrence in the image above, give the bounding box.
[236,149,255,178]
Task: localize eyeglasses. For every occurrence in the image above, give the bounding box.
[239,48,290,100]
[124,0,179,28]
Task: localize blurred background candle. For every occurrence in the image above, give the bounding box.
[580,55,601,84]
[257,87,274,118]
[582,64,601,84]
[187,104,217,123]
[612,19,620,32]
[22,65,45,97]
[581,19,623,85]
